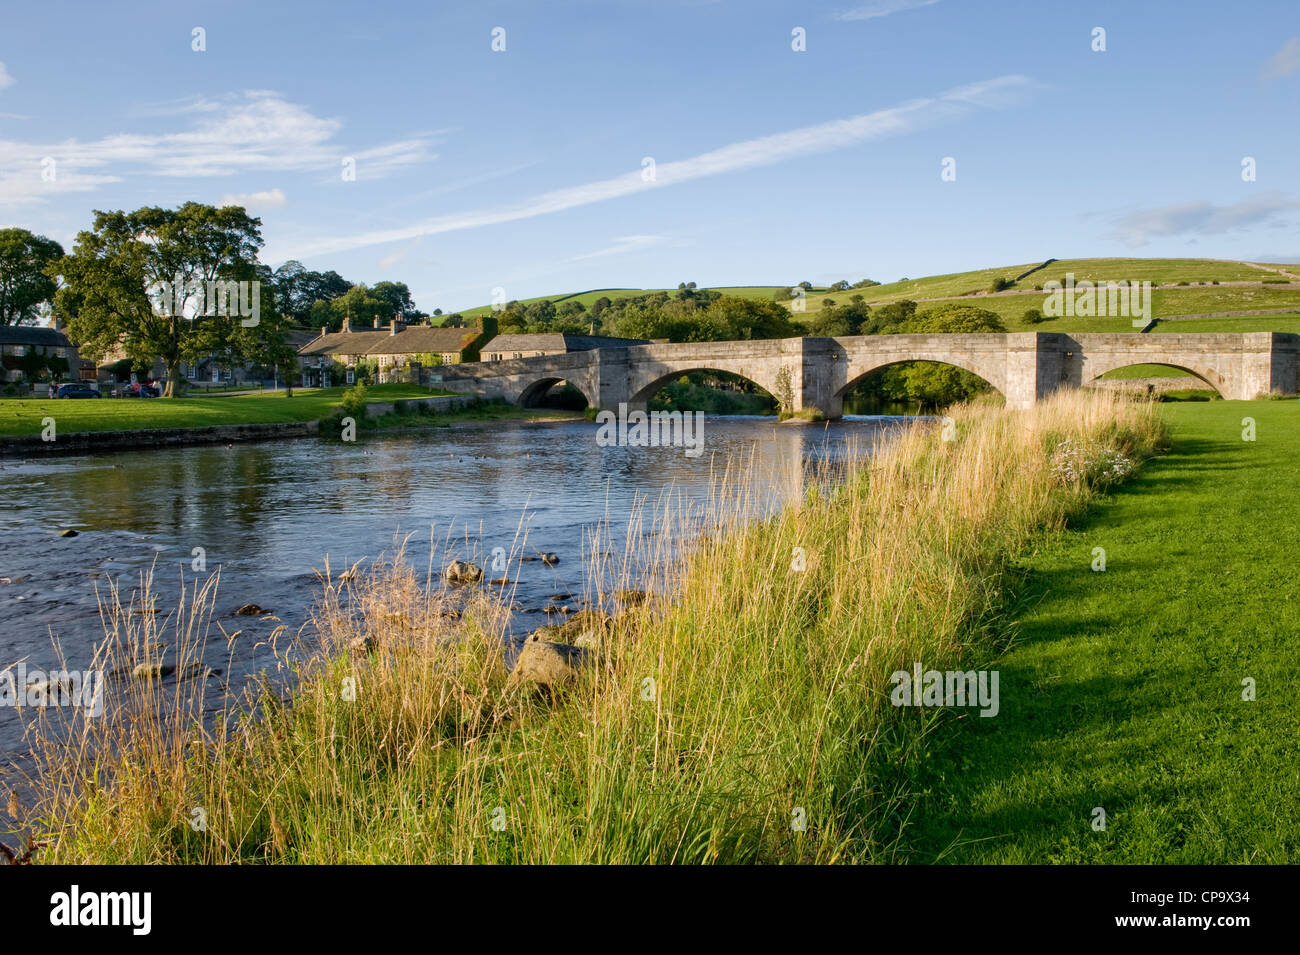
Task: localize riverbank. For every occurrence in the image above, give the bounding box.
[0,384,444,440]
[0,390,582,456]
[17,390,1168,863]
[893,398,1300,863]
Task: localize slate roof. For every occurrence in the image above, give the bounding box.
[364,326,478,355]
[0,325,74,348]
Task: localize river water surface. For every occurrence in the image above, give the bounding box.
[0,414,913,763]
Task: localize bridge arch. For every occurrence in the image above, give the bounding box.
[515,376,596,408]
[1085,360,1226,397]
[626,365,778,408]
[836,356,1006,401]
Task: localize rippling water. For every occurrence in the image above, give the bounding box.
[0,414,917,760]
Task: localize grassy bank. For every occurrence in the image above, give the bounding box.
[18,391,1167,863]
[0,384,442,438]
[893,398,1300,863]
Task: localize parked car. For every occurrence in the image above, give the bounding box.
[56,383,101,399]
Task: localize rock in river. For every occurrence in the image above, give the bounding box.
[444,560,484,584]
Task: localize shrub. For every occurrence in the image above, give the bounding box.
[1022,309,1047,324]
[341,382,369,417]
[989,276,1013,293]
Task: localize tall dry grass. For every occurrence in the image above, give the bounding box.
[17,389,1167,863]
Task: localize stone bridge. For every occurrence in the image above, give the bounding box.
[437,332,1300,416]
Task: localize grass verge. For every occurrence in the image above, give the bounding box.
[893,398,1300,863]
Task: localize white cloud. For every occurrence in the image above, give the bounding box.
[1263,37,1300,79]
[834,0,941,23]
[1110,193,1300,247]
[220,187,287,209]
[0,90,437,207]
[0,62,13,91]
[275,75,1034,261]
[571,235,666,261]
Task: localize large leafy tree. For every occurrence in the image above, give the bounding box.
[371,281,419,320]
[0,228,64,325]
[55,202,264,396]
[272,260,352,324]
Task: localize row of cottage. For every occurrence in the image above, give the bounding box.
[297,316,649,387]
[0,316,649,389]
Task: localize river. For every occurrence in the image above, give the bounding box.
[0,414,916,763]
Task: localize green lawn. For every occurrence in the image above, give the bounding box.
[0,383,441,438]
[895,399,1300,863]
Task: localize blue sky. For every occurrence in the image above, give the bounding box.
[2,0,1299,314]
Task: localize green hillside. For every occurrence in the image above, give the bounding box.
[445,258,1300,329]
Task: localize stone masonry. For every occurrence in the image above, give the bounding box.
[436,332,1300,417]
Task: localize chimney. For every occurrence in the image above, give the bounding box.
[373,314,381,329]
[342,315,352,333]
[320,325,328,338]
[390,319,402,336]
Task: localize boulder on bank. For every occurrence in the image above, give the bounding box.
[508,633,587,692]
[614,589,651,606]
[444,560,484,584]
[538,609,614,652]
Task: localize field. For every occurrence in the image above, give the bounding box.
[0,384,441,439]
[838,257,1291,304]
[896,399,1300,862]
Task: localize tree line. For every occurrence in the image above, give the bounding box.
[0,206,449,396]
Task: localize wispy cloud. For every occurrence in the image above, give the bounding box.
[834,0,941,23]
[1110,193,1300,247]
[220,187,287,210]
[0,90,437,207]
[276,75,1034,261]
[1263,37,1300,79]
[0,62,13,91]
[570,235,666,261]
